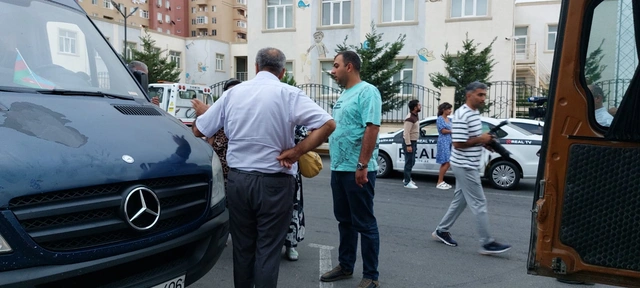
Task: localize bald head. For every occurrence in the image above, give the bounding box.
[128,61,148,75]
[255,47,286,76]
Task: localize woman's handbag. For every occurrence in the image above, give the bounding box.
[298,151,323,178]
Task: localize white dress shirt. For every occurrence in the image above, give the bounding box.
[196,71,333,175]
[595,107,613,127]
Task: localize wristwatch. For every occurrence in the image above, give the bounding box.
[357,162,368,171]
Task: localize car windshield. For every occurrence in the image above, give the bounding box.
[0,0,145,99]
[507,122,535,136]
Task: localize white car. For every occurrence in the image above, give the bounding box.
[376,116,542,190]
[505,118,545,135]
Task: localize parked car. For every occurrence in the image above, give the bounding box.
[0,0,228,287]
[377,116,542,189]
[506,118,545,135]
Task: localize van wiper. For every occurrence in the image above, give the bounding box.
[37,89,135,100]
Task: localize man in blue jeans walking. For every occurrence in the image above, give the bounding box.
[403,99,421,189]
[321,51,381,288]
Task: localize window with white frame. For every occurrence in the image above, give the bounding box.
[196,16,206,24]
[165,14,170,22]
[211,29,217,36]
[103,0,111,9]
[216,54,224,71]
[451,0,487,18]
[212,17,217,23]
[514,26,528,60]
[125,42,136,59]
[285,61,294,78]
[321,61,340,90]
[392,59,413,94]
[237,20,247,28]
[58,30,77,54]
[191,30,196,37]
[547,24,558,50]
[157,12,162,21]
[266,0,293,29]
[92,0,97,4]
[158,27,163,32]
[140,10,149,18]
[382,0,415,23]
[212,5,216,11]
[322,0,351,26]
[237,0,246,4]
[191,7,195,13]
[166,0,170,8]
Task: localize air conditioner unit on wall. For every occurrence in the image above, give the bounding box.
[158,19,163,23]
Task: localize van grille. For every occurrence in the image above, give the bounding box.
[113,105,162,116]
[9,175,209,251]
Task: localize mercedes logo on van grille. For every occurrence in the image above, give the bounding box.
[123,187,160,231]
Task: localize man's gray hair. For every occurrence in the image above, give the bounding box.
[465,81,488,94]
[256,47,286,75]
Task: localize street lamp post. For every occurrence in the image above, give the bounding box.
[111,0,139,60]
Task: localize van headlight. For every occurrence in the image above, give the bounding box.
[0,234,12,254]
[210,155,225,207]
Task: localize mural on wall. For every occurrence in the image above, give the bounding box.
[197,62,208,72]
[297,0,310,9]
[417,48,436,62]
[307,31,329,58]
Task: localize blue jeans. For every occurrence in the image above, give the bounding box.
[403,141,417,184]
[330,171,380,281]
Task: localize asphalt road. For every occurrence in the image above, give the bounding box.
[192,156,613,288]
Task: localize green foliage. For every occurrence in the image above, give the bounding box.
[333,22,408,114]
[585,39,607,85]
[429,33,496,111]
[129,33,181,84]
[281,73,297,86]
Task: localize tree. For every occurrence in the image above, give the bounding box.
[129,33,181,84]
[281,73,297,86]
[333,22,408,114]
[585,39,607,84]
[430,33,497,110]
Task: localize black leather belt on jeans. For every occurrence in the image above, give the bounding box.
[229,168,293,178]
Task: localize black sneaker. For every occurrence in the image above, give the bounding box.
[479,241,511,255]
[320,265,353,282]
[432,230,458,247]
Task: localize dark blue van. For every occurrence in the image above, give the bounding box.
[0,0,229,286]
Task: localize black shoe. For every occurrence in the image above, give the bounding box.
[479,241,511,255]
[432,230,458,247]
[357,278,380,288]
[320,265,353,282]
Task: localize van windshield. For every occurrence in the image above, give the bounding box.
[0,0,145,99]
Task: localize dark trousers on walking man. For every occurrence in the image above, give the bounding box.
[403,141,417,186]
[227,169,296,288]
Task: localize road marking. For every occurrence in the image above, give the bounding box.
[309,243,334,288]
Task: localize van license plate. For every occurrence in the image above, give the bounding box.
[151,275,185,288]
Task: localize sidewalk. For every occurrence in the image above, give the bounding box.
[314,123,403,154]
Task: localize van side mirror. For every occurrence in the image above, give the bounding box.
[132,70,149,94]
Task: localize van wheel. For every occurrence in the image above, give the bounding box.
[377,152,392,178]
[488,161,520,190]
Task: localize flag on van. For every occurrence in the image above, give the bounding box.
[13,49,55,89]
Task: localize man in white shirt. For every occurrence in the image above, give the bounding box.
[588,84,614,127]
[192,47,336,288]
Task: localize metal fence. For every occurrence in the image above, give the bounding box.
[381,82,441,122]
[594,78,631,109]
[484,81,548,119]
[297,84,342,115]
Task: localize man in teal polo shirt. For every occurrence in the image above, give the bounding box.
[320,50,382,288]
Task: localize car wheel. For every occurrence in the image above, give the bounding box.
[377,152,392,178]
[488,160,520,190]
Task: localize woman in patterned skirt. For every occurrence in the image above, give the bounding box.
[284,125,308,261]
[436,102,453,190]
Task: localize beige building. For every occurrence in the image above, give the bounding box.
[77,0,248,43]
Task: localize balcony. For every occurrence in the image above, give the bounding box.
[233,0,247,9]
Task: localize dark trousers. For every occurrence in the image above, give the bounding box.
[403,141,417,184]
[330,171,380,281]
[227,169,296,288]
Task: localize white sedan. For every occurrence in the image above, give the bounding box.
[376,116,542,190]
